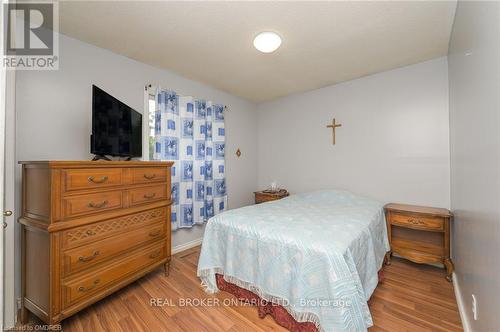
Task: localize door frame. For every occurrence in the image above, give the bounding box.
[3,69,16,329]
[0,35,5,332]
[1,0,17,326]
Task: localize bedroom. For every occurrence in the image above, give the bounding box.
[0,1,498,331]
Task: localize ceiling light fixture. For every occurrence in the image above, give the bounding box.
[253,32,282,53]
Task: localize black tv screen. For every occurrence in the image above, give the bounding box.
[91,85,142,158]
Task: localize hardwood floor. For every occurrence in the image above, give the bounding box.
[30,246,462,331]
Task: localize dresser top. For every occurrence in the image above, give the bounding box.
[384,203,452,218]
[18,160,174,168]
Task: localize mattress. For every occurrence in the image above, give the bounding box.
[197,190,390,332]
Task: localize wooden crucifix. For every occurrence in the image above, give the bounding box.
[326,118,342,145]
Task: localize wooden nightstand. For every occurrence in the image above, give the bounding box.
[254,190,289,204]
[384,203,454,282]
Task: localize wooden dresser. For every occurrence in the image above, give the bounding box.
[384,203,454,281]
[19,161,173,324]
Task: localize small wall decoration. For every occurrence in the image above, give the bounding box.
[236,148,241,157]
[326,118,342,145]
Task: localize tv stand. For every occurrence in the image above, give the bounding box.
[92,155,111,161]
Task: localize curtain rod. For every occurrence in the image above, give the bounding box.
[145,84,228,111]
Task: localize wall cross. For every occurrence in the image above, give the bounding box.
[326,118,342,145]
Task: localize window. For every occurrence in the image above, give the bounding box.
[148,93,155,160]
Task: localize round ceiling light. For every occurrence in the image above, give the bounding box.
[253,32,282,53]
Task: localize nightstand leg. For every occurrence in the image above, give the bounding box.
[384,251,392,265]
[444,258,454,282]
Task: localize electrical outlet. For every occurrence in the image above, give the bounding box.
[472,294,478,320]
[16,297,22,310]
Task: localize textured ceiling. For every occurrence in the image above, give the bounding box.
[59,1,457,102]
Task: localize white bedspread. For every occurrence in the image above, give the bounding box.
[197,190,390,332]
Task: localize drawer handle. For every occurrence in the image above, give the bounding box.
[143,193,156,199]
[144,173,156,180]
[88,200,108,209]
[78,250,100,263]
[408,219,424,225]
[149,230,161,237]
[88,176,108,184]
[149,251,161,259]
[86,230,96,236]
[78,279,100,292]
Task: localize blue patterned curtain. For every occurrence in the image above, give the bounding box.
[153,89,227,230]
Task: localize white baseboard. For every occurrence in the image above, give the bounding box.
[452,272,471,332]
[172,238,203,255]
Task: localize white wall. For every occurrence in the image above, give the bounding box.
[257,57,450,208]
[15,33,259,248]
[448,2,500,331]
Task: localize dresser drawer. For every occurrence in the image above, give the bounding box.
[131,167,168,185]
[62,241,165,308]
[63,190,123,219]
[63,168,123,192]
[62,222,165,277]
[61,207,167,249]
[129,185,168,206]
[390,213,444,231]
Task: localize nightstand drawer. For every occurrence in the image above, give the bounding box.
[390,213,444,231]
[255,194,280,204]
[254,190,289,204]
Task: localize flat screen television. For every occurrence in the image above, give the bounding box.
[90,85,142,159]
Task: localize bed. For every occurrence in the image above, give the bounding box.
[197,190,390,332]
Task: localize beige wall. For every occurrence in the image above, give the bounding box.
[448,1,500,331]
[257,57,451,208]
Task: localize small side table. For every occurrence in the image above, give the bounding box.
[384,203,454,282]
[254,190,289,204]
